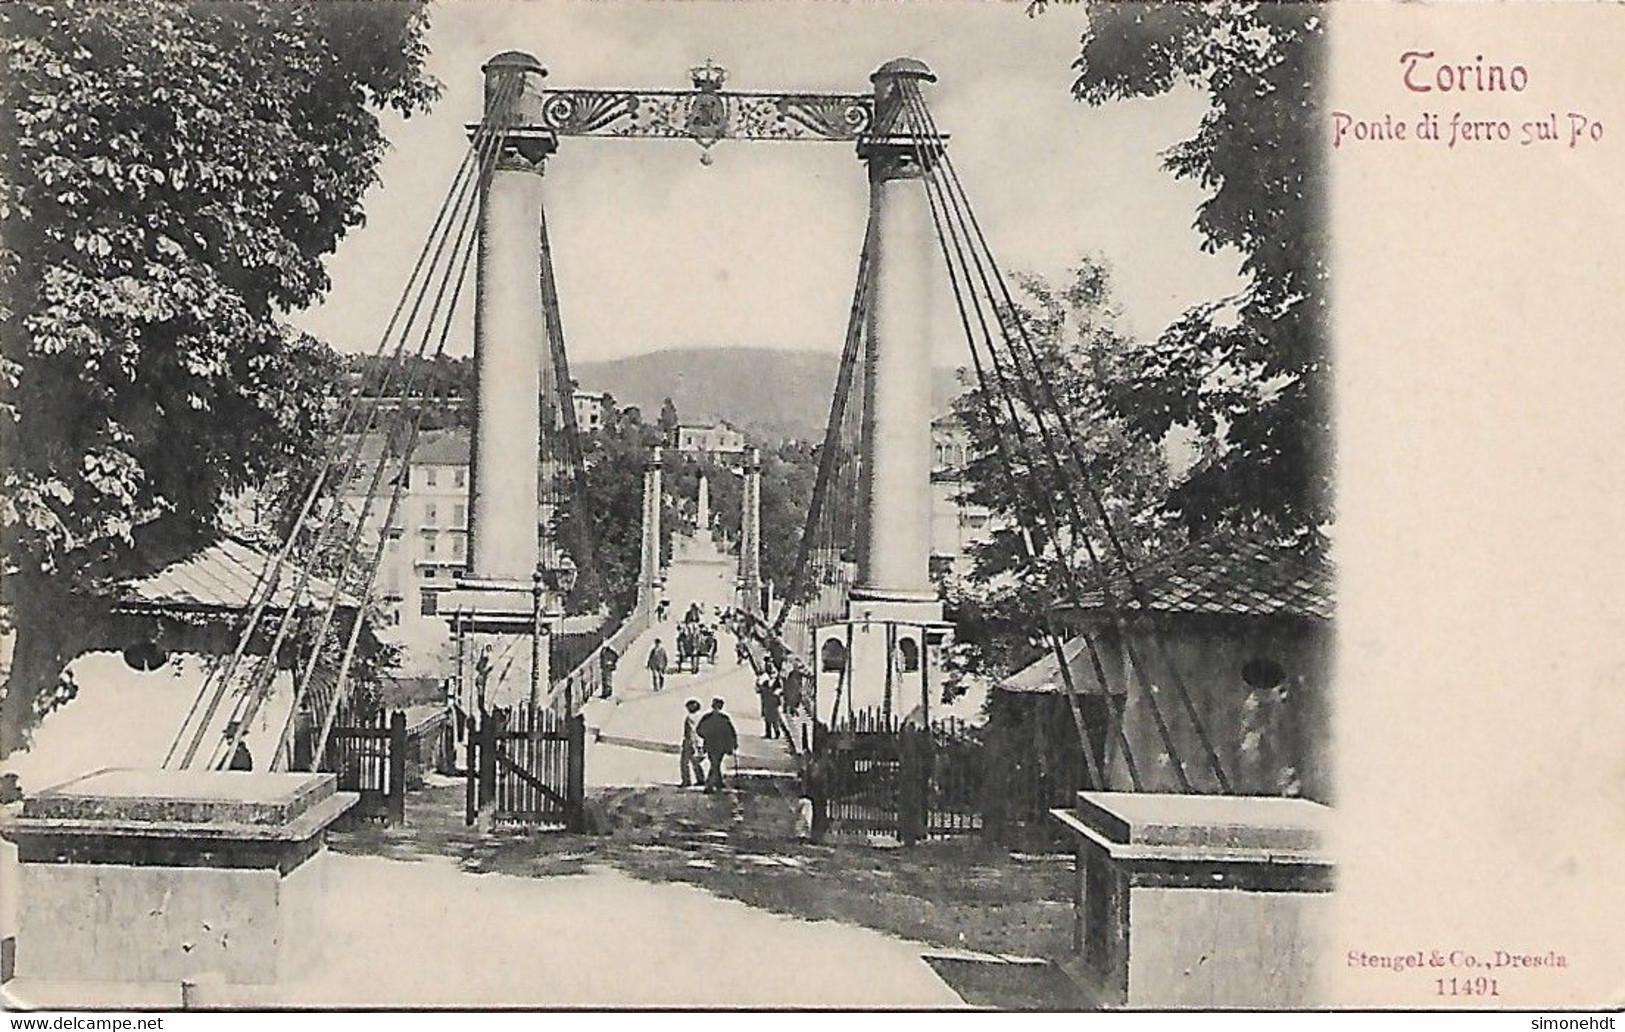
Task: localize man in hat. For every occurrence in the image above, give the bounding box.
[696,697,738,793]
[646,638,669,692]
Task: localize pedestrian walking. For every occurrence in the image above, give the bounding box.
[782,655,809,717]
[679,698,706,788]
[646,638,669,692]
[697,697,738,793]
[757,666,786,740]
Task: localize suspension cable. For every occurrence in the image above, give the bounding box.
[166,131,493,770]
[902,82,1230,792]
[190,77,521,770]
[895,100,1122,791]
[775,216,876,632]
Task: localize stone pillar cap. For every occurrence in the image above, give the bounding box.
[483,50,547,77]
[872,57,936,83]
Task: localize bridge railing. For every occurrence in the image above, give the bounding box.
[547,591,655,717]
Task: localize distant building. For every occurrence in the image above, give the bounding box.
[674,421,746,456]
[337,428,472,675]
[572,389,610,434]
[930,413,996,579]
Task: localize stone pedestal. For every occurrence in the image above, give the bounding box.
[813,603,951,720]
[1050,792,1334,1009]
[442,576,557,712]
[0,769,355,992]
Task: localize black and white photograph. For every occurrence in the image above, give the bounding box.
[0,0,1620,1015]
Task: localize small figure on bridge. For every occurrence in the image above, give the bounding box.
[757,666,786,740]
[697,697,738,793]
[227,740,254,771]
[656,599,670,622]
[646,638,669,692]
[680,698,705,788]
[783,656,810,717]
[598,645,618,699]
[685,602,702,625]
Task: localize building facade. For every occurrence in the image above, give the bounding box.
[339,428,472,675]
[674,421,746,456]
[929,413,996,579]
[572,389,609,434]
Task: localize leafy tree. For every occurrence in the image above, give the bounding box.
[948,256,1173,678]
[1055,1,1331,547]
[0,1,438,756]
[657,396,680,442]
[556,397,671,617]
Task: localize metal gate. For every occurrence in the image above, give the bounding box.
[321,706,408,826]
[466,702,585,830]
[809,707,984,842]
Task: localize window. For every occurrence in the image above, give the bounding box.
[451,532,467,561]
[424,502,438,525]
[453,503,466,527]
[453,467,466,488]
[420,588,438,616]
[1241,658,1287,691]
[422,567,437,580]
[420,529,438,557]
[424,467,438,487]
[897,637,920,674]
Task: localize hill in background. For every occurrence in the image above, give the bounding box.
[573,346,965,443]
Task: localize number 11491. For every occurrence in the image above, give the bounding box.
[1436,977,1500,997]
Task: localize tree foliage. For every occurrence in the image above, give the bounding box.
[948,256,1173,679]
[1064,1,1331,546]
[0,0,438,754]
[556,397,670,618]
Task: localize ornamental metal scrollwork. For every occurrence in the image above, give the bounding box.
[533,89,874,143]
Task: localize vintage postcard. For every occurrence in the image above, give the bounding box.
[0,0,1620,1015]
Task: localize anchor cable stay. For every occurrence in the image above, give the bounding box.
[896,95,1120,792]
[165,76,523,770]
[165,146,480,770]
[216,99,514,772]
[775,216,876,640]
[899,83,1191,791]
[900,91,1225,795]
[902,84,1232,794]
[900,81,1238,793]
[256,96,518,771]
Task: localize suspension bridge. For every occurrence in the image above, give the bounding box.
[2,50,1333,1008]
[153,50,1240,803]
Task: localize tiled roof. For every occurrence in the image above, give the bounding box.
[1067,534,1333,622]
[337,428,470,469]
[412,428,470,465]
[118,536,357,613]
[996,638,1120,695]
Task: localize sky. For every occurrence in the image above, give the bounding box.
[289,0,1243,364]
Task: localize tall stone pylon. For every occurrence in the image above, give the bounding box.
[468,50,555,582]
[697,473,711,530]
[442,51,559,713]
[812,59,951,721]
[639,448,664,609]
[739,449,762,615]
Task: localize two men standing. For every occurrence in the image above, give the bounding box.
[694,697,737,793]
